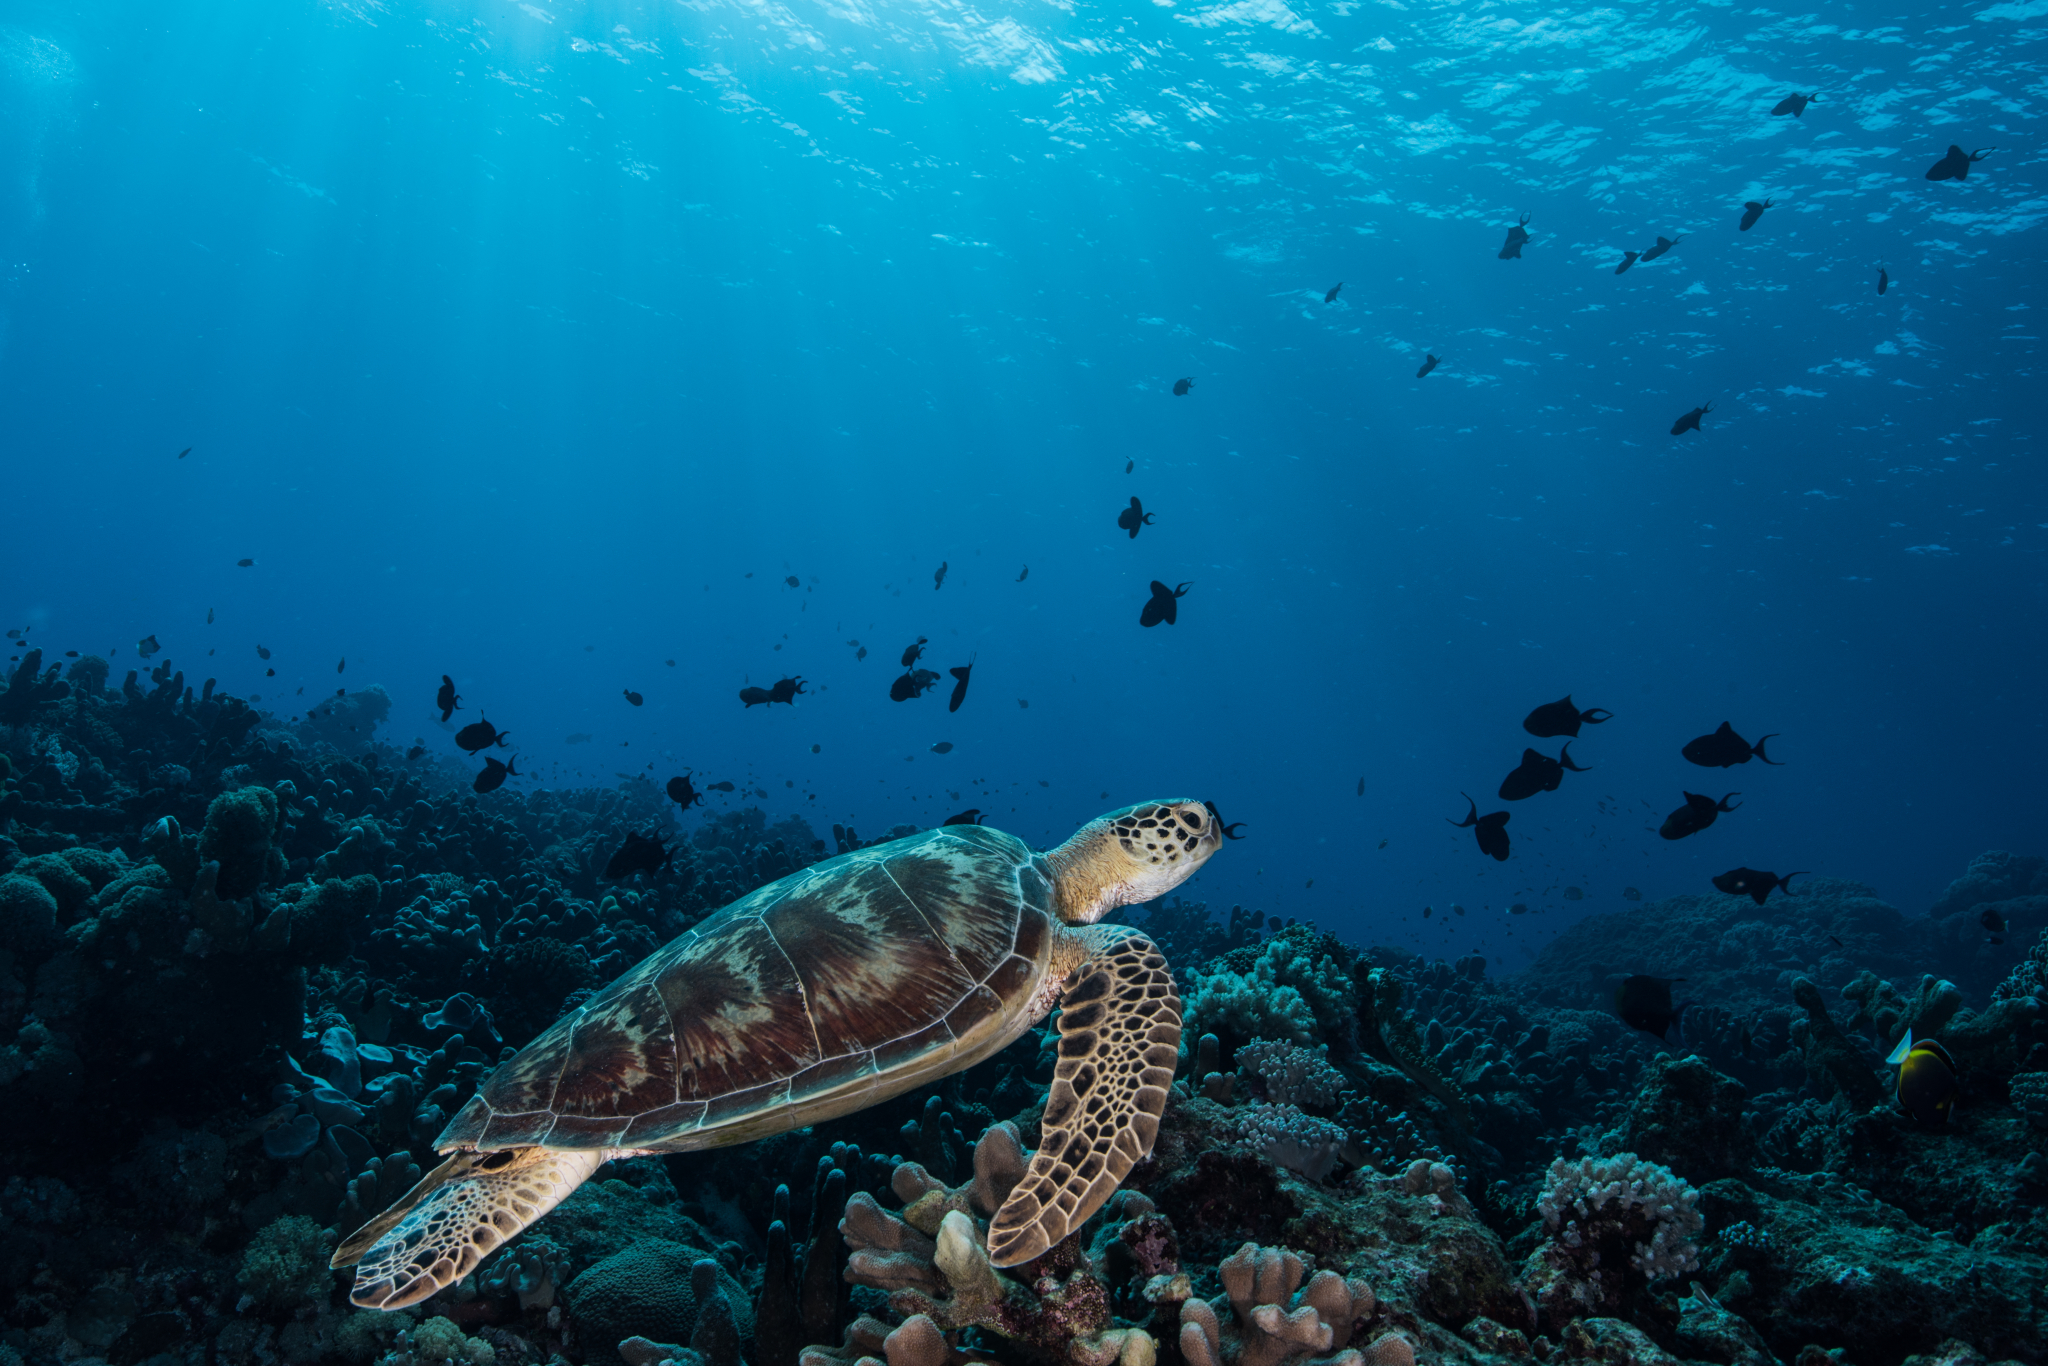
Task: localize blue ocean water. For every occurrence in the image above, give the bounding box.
[2,0,2041,966]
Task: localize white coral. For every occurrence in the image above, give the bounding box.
[1536,1153,1703,1283]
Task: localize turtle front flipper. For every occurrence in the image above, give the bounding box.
[331,1147,608,1309]
[987,928,1181,1266]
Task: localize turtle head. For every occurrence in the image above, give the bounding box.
[1046,799,1222,924]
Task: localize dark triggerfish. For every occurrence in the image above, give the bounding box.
[1711,867,1806,904]
[1739,198,1774,231]
[1887,1030,1960,1123]
[1117,497,1156,539]
[666,772,703,808]
[1498,742,1590,801]
[1671,401,1714,436]
[1616,975,1686,1039]
[1683,721,1781,768]
[1498,214,1532,260]
[1140,580,1191,627]
[1448,793,1510,861]
[1523,695,1613,738]
[1660,791,1740,840]
[1770,92,1818,118]
[602,831,673,881]
[1925,145,1994,182]
[455,715,510,754]
[472,756,517,794]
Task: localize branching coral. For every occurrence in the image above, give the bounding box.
[1183,932,1357,1050]
[1521,1153,1703,1332]
[1236,1041,1350,1110]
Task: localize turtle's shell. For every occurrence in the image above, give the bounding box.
[439,824,1059,1153]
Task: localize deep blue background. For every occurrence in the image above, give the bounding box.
[3,0,2042,967]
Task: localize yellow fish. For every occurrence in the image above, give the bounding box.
[1886,1029,1959,1123]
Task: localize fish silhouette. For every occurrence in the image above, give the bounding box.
[473,756,518,794]
[1522,695,1612,738]
[1660,791,1740,840]
[1416,353,1441,379]
[1639,234,1686,263]
[1739,198,1774,231]
[602,831,672,881]
[1683,722,1781,768]
[1711,867,1805,904]
[901,637,928,667]
[1498,213,1533,260]
[1448,794,1511,860]
[944,808,986,826]
[1497,742,1590,801]
[1173,377,1194,396]
[933,561,948,591]
[1770,92,1818,118]
[436,675,461,722]
[666,773,703,808]
[1925,145,1994,182]
[1877,264,1889,295]
[1888,1030,1959,1123]
[1671,401,1714,436]
[622,689,643,707]
[1140,580,1191,627]
[1616,975,1686,1039]
[1117,497,1156,539]
[1017,564,1029,582]
[948,658,974,713]
[455,716,509,754]
[1324,282,1343,303]
[1614,251,1640,275]
[890,668,940,701]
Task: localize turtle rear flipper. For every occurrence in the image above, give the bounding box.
[986,928,1181,1266]
[333,1147,607,1309]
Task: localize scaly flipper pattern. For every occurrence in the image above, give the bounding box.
[332,1147,607,1309]
[987,928,1180,1266]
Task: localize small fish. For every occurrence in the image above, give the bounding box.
[1523,695,1612,738]
[1324,281,1343,303]
[1639,234,1686,263]
[1614,251,1640,275]
[666,659,676,667]
[1711,867,1807,904]
[237,558,254,567]
[1203,800,1248,840]
[785,575,800,588]
[1980,906,2007,934]
[811,743,821,752]
[473,755,518,793]
[1671,401,1715,436]
[1416,353,1441,379]
[1660,791,1740,840]
[266,668,275,677]
[337,657,346,674]
[137,634,161,658]
[902,637,928,667]
[769,676,806,704]
[602,831,673,881]
[1828,935,1844,949]
[930,741,954,754]
[1615,975,1686,1039]
[1125,460,1134,474]
[1172,377,1194,396]
[889,668,940,701]
[1497,742,1590,802]
[666,772,703,807]
[1017,698,1029,709]
[623,688,644,706]
[206,607,215,625]
[1683,721,1781,768]
[856,645,868,661]
[1622,886,1642,901]
[406,745,426,760]
[933,561,948,591]
[1448,793,1511,861]
[565,733,592,744]
[944,808,986,826]
[1877,263,1890,295]
[1510,903,1528,915]
[1117,496,1156,539]
[1925,144,1994,182]
[455,716,510,754]
[436,674,460,721]
[176,447,191,459]
[948,657,974,713]
[1139,579,1191,628]
[709,781,736,792]
[1017,564,1029,582]
[1887,1029,1960,1122]
[257,645,272,660]
[1739,198,1773,231]
[1356,777,1364,797]
[1771,91,1818,118]
[1498,213,1532,260]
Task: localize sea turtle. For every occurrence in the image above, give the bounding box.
[333,799,1223,1309]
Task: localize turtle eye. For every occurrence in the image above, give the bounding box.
[1179,810,1204,831]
